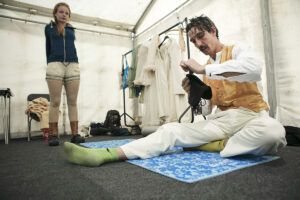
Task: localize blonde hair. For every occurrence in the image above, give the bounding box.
[53,2,71,36]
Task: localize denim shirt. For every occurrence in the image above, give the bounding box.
[45,21,78,64]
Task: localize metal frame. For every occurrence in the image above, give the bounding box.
[120,51,136,128]
[178,17,195,123]
[0,15,130,38]
[0,0,133,32]
[0,88,12,144]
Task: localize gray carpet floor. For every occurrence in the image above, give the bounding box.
[0,135,299,200]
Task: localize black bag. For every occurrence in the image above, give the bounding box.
[284,126,300,146]
[103,110,121,128]
[108,127,131,136]
[89,124,110,136]
[90,110,132,136]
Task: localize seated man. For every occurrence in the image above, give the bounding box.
[64,15,287,167]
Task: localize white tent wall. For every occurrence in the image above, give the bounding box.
[0,10,133,139]
[270,0,300,127]
[1,0,300,140]
[73,30,133,131]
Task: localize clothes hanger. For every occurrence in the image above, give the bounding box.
[158,35,169,48]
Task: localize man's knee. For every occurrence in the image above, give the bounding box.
[260,118,285,144]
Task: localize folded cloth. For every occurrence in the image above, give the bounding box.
[186,74,212,108]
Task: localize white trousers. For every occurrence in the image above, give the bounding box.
[121,108,287,159]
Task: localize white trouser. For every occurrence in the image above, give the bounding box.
[121,108,287,159]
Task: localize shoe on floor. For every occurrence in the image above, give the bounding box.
[48,135,59,146]
[71,134,85,144]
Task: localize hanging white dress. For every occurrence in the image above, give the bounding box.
[135,41,160,125]
[139,35,169,125]
[159,37,190,122]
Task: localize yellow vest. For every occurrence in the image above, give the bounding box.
[203,46,269,112]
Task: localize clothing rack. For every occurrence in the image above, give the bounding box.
[178,17,195,123]
[158,21,182,36]
[123,49,133,56]
[120,52,136,128]
[121,18,191,127]
[178,18,208,123]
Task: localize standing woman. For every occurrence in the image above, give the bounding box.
[45,2,85,146]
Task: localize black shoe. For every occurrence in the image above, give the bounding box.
[48,135,59,146]
[71,134,85,144]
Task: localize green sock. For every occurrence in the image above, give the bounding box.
[64,142,119,167]
[183,140,225,152]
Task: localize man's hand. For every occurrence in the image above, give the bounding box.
[181,76,190,94]
[180,58,205,74]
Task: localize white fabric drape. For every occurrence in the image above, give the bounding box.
[134,35,190,126]
[159,38,189,122]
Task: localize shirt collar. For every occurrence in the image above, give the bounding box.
[209,51,222,64]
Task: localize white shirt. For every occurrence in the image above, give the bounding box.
[205,43,263,82]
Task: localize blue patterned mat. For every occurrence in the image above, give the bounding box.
[82,139,279,183]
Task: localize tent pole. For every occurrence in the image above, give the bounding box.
[0,14,130,38]
[133,0,157,33]
[0,0,133,32]
[260,0,277,118]
[135,0,191,38]
[179,17,195,123]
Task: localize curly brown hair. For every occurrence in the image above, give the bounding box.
[186,15,219,39]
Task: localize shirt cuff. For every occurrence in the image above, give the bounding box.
[205,64,224,79]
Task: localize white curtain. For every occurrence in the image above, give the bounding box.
[271,0,300,127]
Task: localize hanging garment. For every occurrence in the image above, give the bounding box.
[151,35,170,123]
[129,42,152,123]
[122,45,144,123]
[136,35,170,126]
[159,37,190,122]
[134,43,151,87]
[127,45,141,98]
[178,27,186,53]
[138,41,160,125]
[122,56,130,89]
